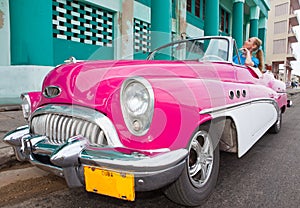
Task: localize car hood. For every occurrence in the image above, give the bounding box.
[39,59,234,111]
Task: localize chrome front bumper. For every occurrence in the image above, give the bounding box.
[3,126,188,192]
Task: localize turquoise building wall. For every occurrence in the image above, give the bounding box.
[0,0,10,66]
[9,0,270,66]
[10,0,53,65]
[10,0,115,66]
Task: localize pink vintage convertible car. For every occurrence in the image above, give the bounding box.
[3,36,287,206]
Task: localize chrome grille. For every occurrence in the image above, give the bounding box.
[31,113,107,145]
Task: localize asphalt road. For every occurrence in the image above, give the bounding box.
[1,93,300,208]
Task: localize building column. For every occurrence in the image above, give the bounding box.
[204,0,219,36]
[175,0,187,39]
[287,68,292,83]
[249,6,260,38]
[232,0,244,49]
[258,17,267,53]
[286,60,292,83]
[272,62,279,79]
[119,0,134,59]
[0,0,10,65]
[151,0,172,50]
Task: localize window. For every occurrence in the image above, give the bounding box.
[186,0,205,20]
[52,0,114,47]
[273,39,286,54]
[195,0,200,17]
[275,3,288,17]
[187,0,192,13]
[134,19,151,54]
[202,0,205,20]
[220,7,230,34]
[274,21,287,34]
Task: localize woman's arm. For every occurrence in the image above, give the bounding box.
[241,48,255,67]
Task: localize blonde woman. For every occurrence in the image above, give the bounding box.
[233,37,264,71]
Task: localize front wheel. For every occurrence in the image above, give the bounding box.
[164,126,220,206]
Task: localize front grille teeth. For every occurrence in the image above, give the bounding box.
[31,113,108,145]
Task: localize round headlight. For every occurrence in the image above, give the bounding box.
[124,82,150,115]
[121,77,154,136]
[21,93,31,121]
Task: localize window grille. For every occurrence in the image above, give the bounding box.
[52,0,114,47]
[186,0,205,20]
[219,7,229,34]
[134,19,151,53]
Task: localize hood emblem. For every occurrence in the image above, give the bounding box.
[43,86,61,98]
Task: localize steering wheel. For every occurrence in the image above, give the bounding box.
[199,55,224,61]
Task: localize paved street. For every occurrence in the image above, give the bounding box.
[0,108,25,169]
[0,89,300,207]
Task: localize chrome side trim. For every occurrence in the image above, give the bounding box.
[199,98,279,116]
[31,105,123,147]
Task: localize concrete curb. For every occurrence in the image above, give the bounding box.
[0,105,21,112]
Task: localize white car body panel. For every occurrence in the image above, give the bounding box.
[201,98,278,157]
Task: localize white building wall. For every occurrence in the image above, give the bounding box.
[0,0,10,66]
[0,66,53,105]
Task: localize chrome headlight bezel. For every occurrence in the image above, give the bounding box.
[21,93,31,121]
[120,77,154,136]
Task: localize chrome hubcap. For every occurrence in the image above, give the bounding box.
[188,130,214,188]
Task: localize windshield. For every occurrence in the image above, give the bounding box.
[147,37,230,62]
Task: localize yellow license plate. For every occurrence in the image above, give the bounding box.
[84,166,135,201]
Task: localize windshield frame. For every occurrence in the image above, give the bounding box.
[147,36,234,62]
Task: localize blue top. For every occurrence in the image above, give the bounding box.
[233,53,259,68]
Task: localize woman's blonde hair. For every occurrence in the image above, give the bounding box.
[253,37,264,71]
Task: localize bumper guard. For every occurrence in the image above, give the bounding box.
[2,126,188,192]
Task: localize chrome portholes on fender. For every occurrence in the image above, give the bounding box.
[229,91,234,99]
[242,89,247,97]
[229,89,247,99]
[236,90,241,98]
[164,125,220,206]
